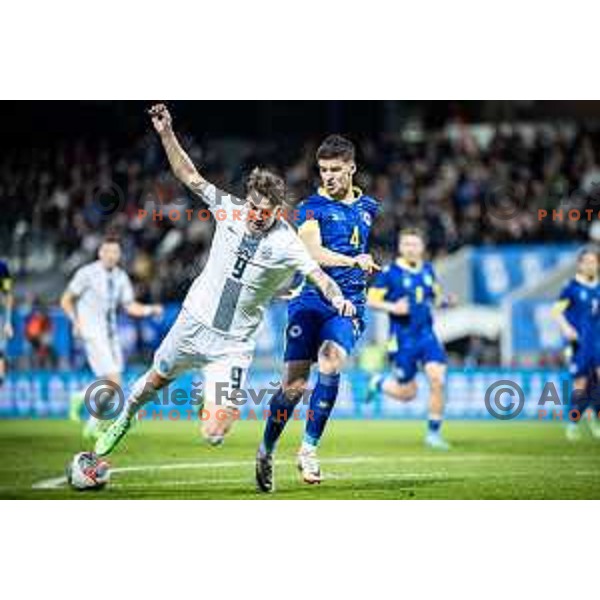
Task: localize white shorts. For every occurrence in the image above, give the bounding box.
[83,334,124,377]
[153,308,254,407]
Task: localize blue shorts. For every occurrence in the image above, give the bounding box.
[389,332,447,383]
[568,341,600,379]
[284,295,365,363]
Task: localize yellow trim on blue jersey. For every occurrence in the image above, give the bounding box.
[318,186,363,203]
[552,299,570,316]
[396,258,423,273]
[367,288,388,303]
[387,337,398,353]
[298,219,320,234]
[0,278,12,293]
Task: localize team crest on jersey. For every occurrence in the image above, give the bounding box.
[260,246,273,260]
[289,325,303,338]
[403,276,412,288]
[362,211,372,226]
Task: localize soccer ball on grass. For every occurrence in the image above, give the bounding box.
[66,452,111,490]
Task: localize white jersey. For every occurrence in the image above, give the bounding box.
[182,184,318,341]
[66,260,135,341]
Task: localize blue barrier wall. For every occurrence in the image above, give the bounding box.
[471,245,577,304]
[0,368,576,420]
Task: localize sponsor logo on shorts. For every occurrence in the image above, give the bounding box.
[289,325,303,338]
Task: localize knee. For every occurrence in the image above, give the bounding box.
[148,371,168,390]
[428,372,445,391]
[282,381,307,404]
[318,341,346,374]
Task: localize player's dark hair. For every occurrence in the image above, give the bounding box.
[101,233,121,246]
[246,167,286,207]
[316,134,355,162]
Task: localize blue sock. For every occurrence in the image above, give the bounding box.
[261,388,297,454]
[303,372,340,447]
[428,418,442,434]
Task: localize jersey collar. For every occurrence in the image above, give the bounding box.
[318,185,363,204]
[395,257,423,273]
[575,274,599,288]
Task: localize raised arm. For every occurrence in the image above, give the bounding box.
[298,221,380,273]
[149,103,217,203]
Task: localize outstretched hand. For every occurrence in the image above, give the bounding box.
[149,103,172,135]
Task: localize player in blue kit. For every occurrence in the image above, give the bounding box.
[255,134,380,492]
[366,228,452,450]
[552,248,600,440]
[0,259,14,388]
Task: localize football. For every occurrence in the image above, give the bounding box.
[66,452,111,491]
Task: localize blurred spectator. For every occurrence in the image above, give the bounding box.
[24,299,55,369]
[2,120,600,301]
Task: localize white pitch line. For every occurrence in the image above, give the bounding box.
[31,455,384,490]
[32,453,600,491]
[108,472,450,489]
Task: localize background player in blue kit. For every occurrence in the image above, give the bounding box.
[366,228,453,450]
[553,248,600,441]
[256,135,380,491]
[0,259,14,388]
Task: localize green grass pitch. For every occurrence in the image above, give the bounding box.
[1,419,599,499]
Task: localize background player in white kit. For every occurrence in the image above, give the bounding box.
[60,236,163,438]
[94,104,357,457]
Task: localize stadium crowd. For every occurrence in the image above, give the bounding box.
[2,121,600,304]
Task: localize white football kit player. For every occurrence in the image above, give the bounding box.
[66,261,135,377]
[152,184,318,405]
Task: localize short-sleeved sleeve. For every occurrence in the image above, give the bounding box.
[553,282,574,315]
[67,267,89,297]
[196,183,246,221]
[120,273,135,307]
[297,200,323,233]
[0,262,12,294]
[371,267,390,290]
[367,267,391,302]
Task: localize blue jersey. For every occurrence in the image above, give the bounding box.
[368,259,446,381]
[555,277,600,378]
[295,187,379,307]
[369,259,440,341]
[556,278,600,341]
[283,187,378,363]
